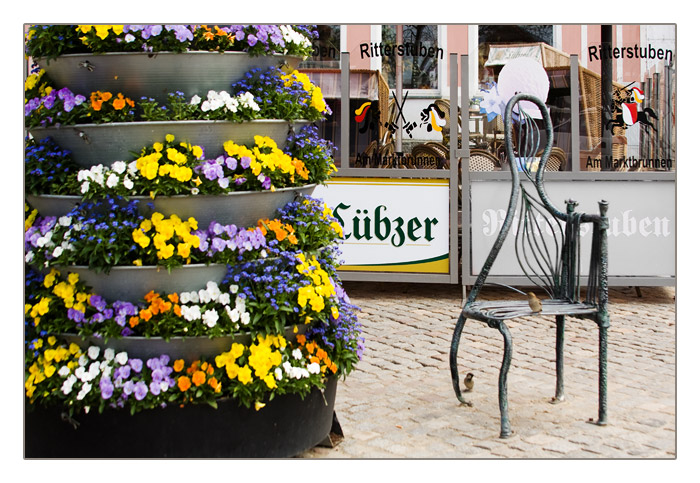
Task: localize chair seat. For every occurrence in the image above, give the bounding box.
[465,299,598,320]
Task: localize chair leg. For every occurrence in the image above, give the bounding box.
[596,324,608,425]
[449,311,472,406]
[497,321,514,438]
[551,314,566,403]
[586,320,608,426]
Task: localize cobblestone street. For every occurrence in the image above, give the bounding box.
[301,282,677,459]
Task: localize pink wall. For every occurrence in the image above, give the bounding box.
[446,25,469,86]
[346,24,372,69]
[562,25,581,60]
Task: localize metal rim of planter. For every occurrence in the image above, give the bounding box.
[26,183,317,227]
[28,119,312,168]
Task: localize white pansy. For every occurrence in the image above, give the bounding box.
[76,382,92,400]
[274,367,283,380]
[88,361,101,379]
[235,295,246,310]
[202,309,219,328]
[280,25,312,48]
[115,351,128,365]
[218,292,231,305]
[240,312,250,326]
[58,365,70,377]
[104,348,115,361]
[58,216,72,227]
[25,252,34,263]
[123,177,134,190]
[102,366,112,379]
[160,380,169,392]
[61,375,77,395]
[181,305,202,322]
[206,281,221,297]
[127,161,138,176]
[106,173,119,188]
[78,354,88,367]
[238,91,260,111]
[307,362,321,374]
[74,366,86,380]
[190,94,201,105]
[80,181,90,194]
[179,291,191,304]
[87,346,100,360]
[226,306,240,323]
[198,289,212,304]
[112,161,127,174]
[52,246,63,258]
[292,348,303,360]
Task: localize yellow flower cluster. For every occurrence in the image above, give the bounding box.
[317,200,344,238]
[215,334,286,390]
[223,135,309,184]
[25,336,81,399]
[295,254,336,313]
[135,135,203,182]
[77,25,124,40]
[131,212,200,261]
[281,70,327,113]
[24,69,51,97]
[26,269,90,326]
[25,204,38,232]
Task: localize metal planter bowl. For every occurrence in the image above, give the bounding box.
[26,184,316,227]
[35,51,301,104]
[29,120,310,168]
[59,324,308,363]
[63,264,228,303]
[25,377,337,458]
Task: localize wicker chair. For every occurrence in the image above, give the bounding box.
[536,146,568,171]
[411,143,449,169]
[468,149,500,171]
[450,93,611,438]
[357,140,378,167]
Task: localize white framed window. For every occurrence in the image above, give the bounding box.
[379,25,445,98]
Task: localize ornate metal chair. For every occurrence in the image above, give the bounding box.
[450,93,610,438]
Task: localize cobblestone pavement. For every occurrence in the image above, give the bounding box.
[300,282,677,459]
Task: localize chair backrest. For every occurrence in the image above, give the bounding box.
[466,93,604,305]
[411,143,448,169]
[469,149,500,171]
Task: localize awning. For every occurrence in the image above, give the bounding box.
[302,69,386,100]
[485,45,543,67]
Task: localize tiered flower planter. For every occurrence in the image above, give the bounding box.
[24,27,352,458]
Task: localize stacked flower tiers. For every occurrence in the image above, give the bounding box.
[24,24,363,458]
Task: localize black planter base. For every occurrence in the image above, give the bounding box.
[25,378,337,458]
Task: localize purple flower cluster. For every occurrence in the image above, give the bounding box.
[124,24,193,42]
[228,25,285,50]
[196,221,267,259]
[195,155,238,189]
[145,355,176,396]
[100,353,175,404]
[25,87,86,127]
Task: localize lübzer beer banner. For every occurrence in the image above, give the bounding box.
[316,178,450,273]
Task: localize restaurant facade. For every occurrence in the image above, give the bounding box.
[299,24,676,289]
